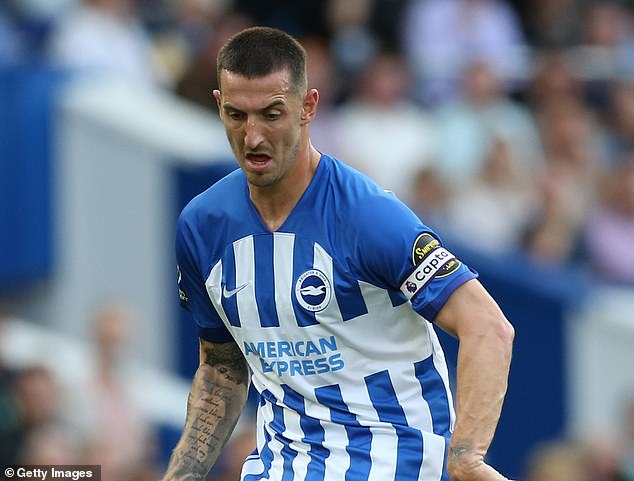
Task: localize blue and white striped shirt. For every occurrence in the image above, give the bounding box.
[176,154,477,481]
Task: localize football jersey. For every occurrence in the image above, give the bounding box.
[176,154,478,481]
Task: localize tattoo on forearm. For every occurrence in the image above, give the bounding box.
[449,443,476,462]
[163,341,249,481]
[201,341,250,386]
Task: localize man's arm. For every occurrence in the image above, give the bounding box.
[434,279,515,481]
[162,338,250,481]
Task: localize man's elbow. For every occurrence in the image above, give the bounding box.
[493,315,515,356]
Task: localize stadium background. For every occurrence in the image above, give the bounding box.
[1,0,634,480]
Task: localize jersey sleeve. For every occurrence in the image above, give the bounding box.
[357,192,477,321]
[175,211,233,343]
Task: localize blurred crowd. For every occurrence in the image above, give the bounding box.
[2,0,634,282]
[0,303,159,480]
[2,0,634,479]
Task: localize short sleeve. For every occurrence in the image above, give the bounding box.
[357,192,477,321]
[175,212,233,343]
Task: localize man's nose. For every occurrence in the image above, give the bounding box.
[244,117,264,150]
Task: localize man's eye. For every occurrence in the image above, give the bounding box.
[227,111,244,121]
[266,112,281,121]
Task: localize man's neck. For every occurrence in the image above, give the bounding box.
[249,144,321,232]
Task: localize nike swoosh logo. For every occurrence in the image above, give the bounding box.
[222,282,250,298]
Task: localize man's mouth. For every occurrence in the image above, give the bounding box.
[245,153,272,171]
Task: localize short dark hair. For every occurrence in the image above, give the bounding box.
[217,26,307,92]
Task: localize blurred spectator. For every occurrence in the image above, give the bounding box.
[524,440,589,481]
[578,1,634,82]
[151,0,235,84]
[303,36,342,156]
[603,82,634,163]
[335,51,437,203]
[234,0,327,38]
[444,139,537,254]
[583,153,634,283]
[19,424,81,465]
[368,0,409,51]
[575,1,634,110]
[434,60,542,188]
[409,166,449,232]
[403,0,528,104]
[175,13,253,111]
[48,0,169,85]
[539,98,605,192]
[175,0,232,55]
[326,0,377,92]
[66,303,156,481]
[517,0,581,48]
[620,396,634,480]
[0,365,62,465]
[585,435,623,481]
[527,49,583,112]
[523,98,603,264]
[523,161,585,265]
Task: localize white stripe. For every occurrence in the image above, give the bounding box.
[261,400,287,481]
[273,233,299,328]
[401,363,435,439]
[396,363,437,481]
[311,403,349,481]
[234,236,260,327]
[284,406,311,481]
[367,425,398,481]
[205,259,231,326]
[313,242,341,324]
[336,382,396,481]
[400,247,455,299]
[420,432,447,481]
[241,457,264,478]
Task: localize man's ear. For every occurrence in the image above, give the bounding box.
[301,88,319,126]
[213,89,222,117]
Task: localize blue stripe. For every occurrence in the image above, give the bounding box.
[388,289,408,308]
[441,437,450,481]
[269,402,297,481]
[220,244,240,327]
[414,356,452,436]
[365,370,424,481]
[292,237,318,327]
[315,384,372,481]
[254,234,280,327]
[282,385,329,481]
[333,270,368,321]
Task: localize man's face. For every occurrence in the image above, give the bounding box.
[214,69,307,189]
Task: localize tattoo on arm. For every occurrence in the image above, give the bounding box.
[163,340,249,481]
[449,443,475,462]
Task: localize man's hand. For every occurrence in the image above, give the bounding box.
[447,444,517,481]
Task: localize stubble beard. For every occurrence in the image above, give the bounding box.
[243,137,301,190]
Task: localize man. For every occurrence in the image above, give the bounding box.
[164,27,515,481]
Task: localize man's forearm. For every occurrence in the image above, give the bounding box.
[163,360,249,481]
[448,317,514,480]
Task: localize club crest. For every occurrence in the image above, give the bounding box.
[295,269,332,312]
